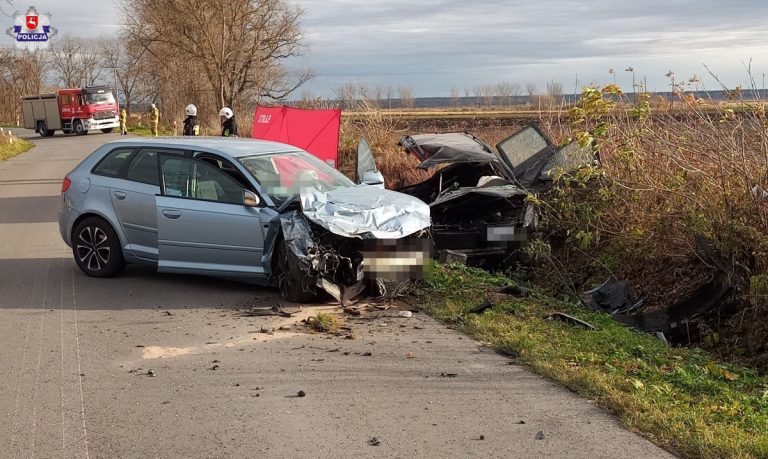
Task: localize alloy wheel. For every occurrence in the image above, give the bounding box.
[75,226,111,271]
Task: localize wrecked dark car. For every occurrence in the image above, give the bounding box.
[393,125,594,265]
[59,137,431,305]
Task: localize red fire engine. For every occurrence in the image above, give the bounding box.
[20,85,120,137]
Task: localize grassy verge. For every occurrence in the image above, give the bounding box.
[0,137,33,161]
[126,126,174,137]
[420,264,768,458]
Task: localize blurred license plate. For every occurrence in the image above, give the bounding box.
[362,238,431,281]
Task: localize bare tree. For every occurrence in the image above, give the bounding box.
[101,37,151,112]
[123,0,312,110]
[398,85,414,109]
[48,35,84,87]
[450,86,460,106]
[525,83,537,104]
[546,80,564,104]
[384,85,392,109]
[472,86,482,107]
[495,82,509,106]
[481,84,495,107]
[0,48,50,123]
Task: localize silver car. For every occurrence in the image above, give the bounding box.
[58,137,431,303]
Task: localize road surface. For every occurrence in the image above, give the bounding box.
[0,130,673,458]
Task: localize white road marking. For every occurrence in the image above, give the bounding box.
[30,262,50,457]
[8,260,41,453]
[72,264,90,459]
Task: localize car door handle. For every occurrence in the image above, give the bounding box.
[112,191,127,200]
[162,209,182,219]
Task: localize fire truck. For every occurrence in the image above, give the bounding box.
[20,86,120,137]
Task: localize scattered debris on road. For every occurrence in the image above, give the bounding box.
[297,390,306,397]
[536,431,545,440]
[368,437,381,446]
[147,369,156,377]
[440,372,458,378]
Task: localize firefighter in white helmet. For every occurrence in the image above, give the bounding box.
[183,104,200,136]
[219,107,238,137]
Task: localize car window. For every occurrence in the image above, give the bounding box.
[495,126,549,168]
[92,148,135,178]
[160,156,244,205]
[193,153,252,190]
[125,150,160,186]
[238,152,354,205]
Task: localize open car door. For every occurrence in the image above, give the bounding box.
[356,138,384,188]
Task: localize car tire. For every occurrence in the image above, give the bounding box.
[74,120,87,136]
[72,217,125,278]
[37,121,48,137]
[275,238,317,303]
[100,128,114,134]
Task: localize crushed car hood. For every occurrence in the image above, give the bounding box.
[300,185,431,239]
[429,184,527,216]
[399,133,501,169]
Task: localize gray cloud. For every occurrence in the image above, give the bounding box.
[3,0,768,97]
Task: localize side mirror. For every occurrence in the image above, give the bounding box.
[243,190,260,207]
[361,171,385,189]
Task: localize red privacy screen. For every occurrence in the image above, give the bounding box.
[251,106,341,168]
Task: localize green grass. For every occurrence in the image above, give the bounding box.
[126,126,173,137]
[0,137,33,161]
[420,264,768,458]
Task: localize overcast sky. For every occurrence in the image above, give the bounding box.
[4,0,768,98]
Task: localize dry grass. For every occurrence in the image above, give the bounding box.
[529,85,768,367]
[308,312,344,334]
[0,130,32,161]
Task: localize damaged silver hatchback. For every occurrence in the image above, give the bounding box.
[58,137,431,303]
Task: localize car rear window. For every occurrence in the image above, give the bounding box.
[92,148,135,178]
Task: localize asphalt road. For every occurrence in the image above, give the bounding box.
[0,130,673,458]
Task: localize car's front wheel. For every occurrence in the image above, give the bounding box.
[275,238,317,303]
[72,217,125,278]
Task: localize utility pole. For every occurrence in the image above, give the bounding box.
[107,66,119,110]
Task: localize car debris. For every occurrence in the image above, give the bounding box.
[469,300,495,315]
[501,284,533,297]
[580,238,733,344]
[580,278,645,315]
[390,125,595,266]
[545,312,596,330]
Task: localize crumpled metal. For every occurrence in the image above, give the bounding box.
[300,185,431,239]
[279,211,315,266]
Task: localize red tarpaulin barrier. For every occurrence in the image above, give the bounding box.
[252,106,341,168]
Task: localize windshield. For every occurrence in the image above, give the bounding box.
[85,92,115,105]
[238,151,354,205]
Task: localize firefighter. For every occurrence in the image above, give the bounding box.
[219,107,238,137]
[183,104,200,136]
[150,103,159,136]
[119,107,128,135]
